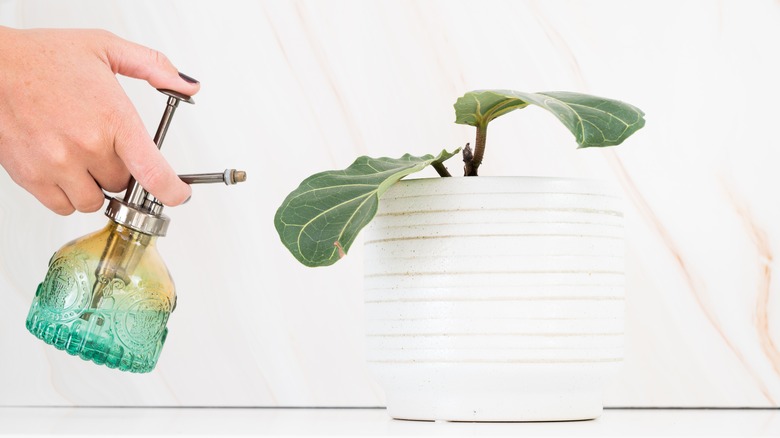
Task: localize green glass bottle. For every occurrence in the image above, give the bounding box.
[26,221,175,373]
[24,89,246,373]
[23,89,190,373]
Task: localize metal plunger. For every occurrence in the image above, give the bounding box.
[86,89,246,317]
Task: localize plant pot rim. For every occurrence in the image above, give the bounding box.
[389,176,620,197]
[403,175,612,183]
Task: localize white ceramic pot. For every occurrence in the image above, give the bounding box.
[363,177,624,422]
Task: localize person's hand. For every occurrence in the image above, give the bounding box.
[0,26,200,215]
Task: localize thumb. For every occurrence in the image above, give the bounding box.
[103,33,200,95]
[114,105,192,206]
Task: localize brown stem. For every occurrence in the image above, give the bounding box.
[462,143,474,176]
[468,124,487,176]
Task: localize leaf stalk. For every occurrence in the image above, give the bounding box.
[465,124,487,176]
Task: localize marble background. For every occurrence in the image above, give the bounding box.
[0,0,778,407]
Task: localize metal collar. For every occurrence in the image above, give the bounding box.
[104,198,170,237]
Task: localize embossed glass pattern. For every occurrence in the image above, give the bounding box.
[26,222,175,373]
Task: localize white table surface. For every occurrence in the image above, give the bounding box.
[0,407,777,437]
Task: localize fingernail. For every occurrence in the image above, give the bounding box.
[178,72,199,84]
[183,195,192,205]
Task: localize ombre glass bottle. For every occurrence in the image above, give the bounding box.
[26,221,175,373]
[24,89,245,373]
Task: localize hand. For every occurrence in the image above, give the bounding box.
[0,26,200,215]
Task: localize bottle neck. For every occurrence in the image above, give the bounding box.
[93,220,158,289]
[105,221,157,247]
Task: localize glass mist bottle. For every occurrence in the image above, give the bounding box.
[24,89,246,373]
[27,221,175,372]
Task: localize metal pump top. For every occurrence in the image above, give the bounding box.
[104,89,246,237]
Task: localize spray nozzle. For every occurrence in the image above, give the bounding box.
[105,89,246,237]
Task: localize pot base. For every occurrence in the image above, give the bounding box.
[373,362,615,422]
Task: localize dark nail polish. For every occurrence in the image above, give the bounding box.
[178,72,199,84]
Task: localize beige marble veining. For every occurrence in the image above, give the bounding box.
[725,183,780,391]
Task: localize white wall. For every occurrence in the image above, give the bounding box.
[1,0,779,407]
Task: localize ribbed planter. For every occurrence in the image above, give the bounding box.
[363,177,624,422]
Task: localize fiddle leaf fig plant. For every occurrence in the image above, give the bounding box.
[275,89,645,267]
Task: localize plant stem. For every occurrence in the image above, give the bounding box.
[462,143,474,176]
[432,161,451,177]
[468,123,487,176]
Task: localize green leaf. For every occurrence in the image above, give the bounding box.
[274,149,459,267]
[454,90,645,148]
